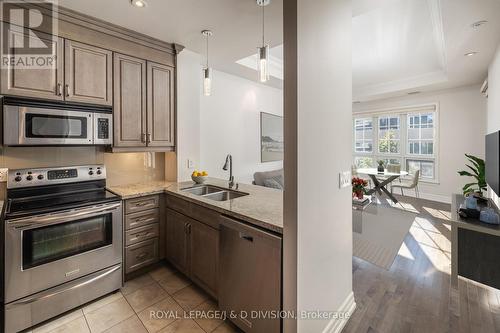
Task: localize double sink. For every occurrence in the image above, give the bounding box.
[181,184,249,202]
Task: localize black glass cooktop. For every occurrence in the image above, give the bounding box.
[6,182,120,219]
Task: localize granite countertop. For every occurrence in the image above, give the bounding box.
[107,178,283,234]
[107,181,176,199]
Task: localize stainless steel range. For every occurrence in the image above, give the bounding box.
[4,165,122,333]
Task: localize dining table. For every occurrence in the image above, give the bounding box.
[356,168,409,204]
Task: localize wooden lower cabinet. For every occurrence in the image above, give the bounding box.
[166,208,190,275]
[165,202,219,298]
[124,195,162,276]
[190,219,218,298]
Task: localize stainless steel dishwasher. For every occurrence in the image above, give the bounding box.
[219,215,282,333]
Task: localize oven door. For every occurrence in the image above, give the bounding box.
[4,105,93,145]
[5,201,122,303]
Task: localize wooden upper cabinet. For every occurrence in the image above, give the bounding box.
[147,62,175,147]
[0,24,64,101]
[113,53,147,147]
[64,40,112,106]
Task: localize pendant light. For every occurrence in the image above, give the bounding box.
[202,30,213,96]
[257,0,271,82]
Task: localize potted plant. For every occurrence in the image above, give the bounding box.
[377,160,385,173]
[352,177,368,199]
[457,154,487,197]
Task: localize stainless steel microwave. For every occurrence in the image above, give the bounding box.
[2,99,112,146]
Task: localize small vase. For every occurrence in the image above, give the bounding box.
[355,190,364,199]
[377,165,384,173]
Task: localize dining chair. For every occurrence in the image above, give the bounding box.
[391,169,420,198]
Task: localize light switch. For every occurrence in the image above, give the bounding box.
[339,170,351,189]
[187,159,194,169]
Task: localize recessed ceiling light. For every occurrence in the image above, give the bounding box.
[131,0,147,8]
[471,20,488,28]
[464,52,478,57]
[407,91,421,95]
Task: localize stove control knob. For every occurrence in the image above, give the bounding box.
[26,175,33,181]
[88,170,94,176]
[37,174,44,180]
[96,170,102,175]
[14,176,22,182]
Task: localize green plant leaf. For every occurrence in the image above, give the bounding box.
[458,171,474,177]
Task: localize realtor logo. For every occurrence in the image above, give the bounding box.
[1,0,58,69]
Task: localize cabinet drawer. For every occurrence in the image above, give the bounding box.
[125,208,159,230]
[125,195,159,214]
[190,203,220,230]
[125,239,158,274]
[125,223,159,246]
[166,194,190,216]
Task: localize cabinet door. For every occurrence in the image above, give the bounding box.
[146,62,175,147]
[189,219,218,298]
[113,53,147,147]
[64,40,112,105]
[166,208,189,275]
[0,23,63,101]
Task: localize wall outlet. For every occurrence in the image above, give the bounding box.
[187,159,194,169]
[339,170,351,189]
[0,168,8,182]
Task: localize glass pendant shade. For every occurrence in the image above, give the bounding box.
[203,67,212,96]
[259,45,269,82]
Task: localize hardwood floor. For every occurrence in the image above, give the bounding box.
[344,195,500,333]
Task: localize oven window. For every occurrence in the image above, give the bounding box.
[22,214,112,270]
[26,113,88,138]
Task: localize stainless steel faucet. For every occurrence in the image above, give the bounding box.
[222,154,235,189]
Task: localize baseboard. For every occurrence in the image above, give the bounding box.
[322,291,356,333]
[392,188,451,204]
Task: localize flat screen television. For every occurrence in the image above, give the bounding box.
[486,131,500,196]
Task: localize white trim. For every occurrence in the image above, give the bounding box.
[353,102,438,116]
[392,187,451,203]
[322,292,356,333]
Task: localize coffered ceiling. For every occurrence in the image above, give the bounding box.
[353,0,500,101]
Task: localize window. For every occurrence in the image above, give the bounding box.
[378,116,400,154]
[354,156,374,168]
[407,159,435,179]
[352,106,438,182]
[407,113,434,155]
[354,118,373,153]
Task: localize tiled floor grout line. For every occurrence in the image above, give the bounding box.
[81,310,93,333]
[118,291,149,332]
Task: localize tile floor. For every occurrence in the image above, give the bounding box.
[27,264,242,333]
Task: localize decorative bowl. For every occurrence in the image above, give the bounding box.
[191,175,208,184]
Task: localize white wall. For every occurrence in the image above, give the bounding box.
[200,70,283,184]
[296,0,354,332]
[353,84,487,203]
[176,49,201,181]
[487,45,500,207]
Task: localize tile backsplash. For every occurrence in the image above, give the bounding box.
[0,146,165,187]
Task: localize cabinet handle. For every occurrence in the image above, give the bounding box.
[135,202,148,207]
[141,133,146,143]
[239,233,253,242]
[136,252,149,260]
[187,223,192,234]
[57,83,62,96]
[147,133,152,144]
[65,84,70,97]
[134,231,150,238]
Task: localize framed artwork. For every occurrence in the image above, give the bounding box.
[261,112,284,162]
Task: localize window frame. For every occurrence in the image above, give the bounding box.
[352,103,439,184]
[353,117,374,154]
